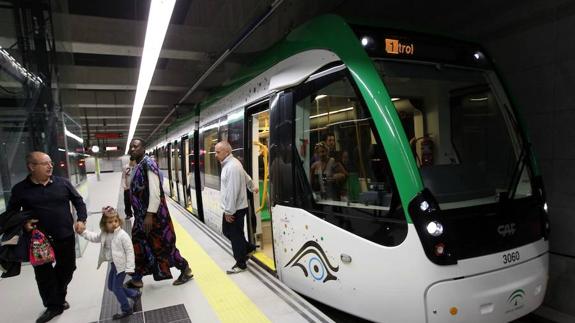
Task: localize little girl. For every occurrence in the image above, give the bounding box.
[77,206,140,320]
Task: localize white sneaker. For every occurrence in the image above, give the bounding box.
[226,265,247,274]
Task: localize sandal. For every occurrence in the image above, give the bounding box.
[173,267,194,285]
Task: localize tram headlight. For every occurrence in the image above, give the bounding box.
[426,221,443,237]
[420,200,430,211]
[361,36,374,47]
[473,51,484,60]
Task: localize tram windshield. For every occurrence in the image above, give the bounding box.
[375,60,533,208]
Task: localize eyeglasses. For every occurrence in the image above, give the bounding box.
[32,161,53,166]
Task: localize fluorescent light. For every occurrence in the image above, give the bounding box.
[335,107,354,113]
[310,107,354,119]
[314,94,327,101]
[310,112,328,119]
[58,148,66,152]
[65,128,84,144]
[106,146,119,151]
[391,97,400,101]
[470,97,488,102]
[125,0,176,154]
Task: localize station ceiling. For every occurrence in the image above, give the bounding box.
[0,0,566,155]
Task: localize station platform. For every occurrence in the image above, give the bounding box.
[1,173,572,323]
[0,173,333,323]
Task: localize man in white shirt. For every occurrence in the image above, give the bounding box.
[215,141,259,274]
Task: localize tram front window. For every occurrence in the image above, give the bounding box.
[376,60,533,207]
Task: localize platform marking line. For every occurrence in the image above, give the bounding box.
[172,218,271,323]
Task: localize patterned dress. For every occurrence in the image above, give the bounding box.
[130,156,188,280]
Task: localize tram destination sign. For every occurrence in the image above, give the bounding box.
[352,25,493,68]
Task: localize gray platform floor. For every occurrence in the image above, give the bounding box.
[0,173,331,323]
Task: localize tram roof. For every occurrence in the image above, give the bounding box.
[165,14,355,132]
[164,14,485,134]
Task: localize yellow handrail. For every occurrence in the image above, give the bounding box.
[253,141,268,214]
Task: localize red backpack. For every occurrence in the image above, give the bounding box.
[29,229,55,266]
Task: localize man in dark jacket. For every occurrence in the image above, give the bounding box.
[7,151,87,323]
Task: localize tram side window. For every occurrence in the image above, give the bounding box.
[227,113,245,164]
[163,147,169,172]
[292,71,407,247]
[218,114,245,163]
[200,121,220,190]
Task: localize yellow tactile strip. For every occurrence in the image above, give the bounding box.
[172,219,271,323]
[253,251,276,271]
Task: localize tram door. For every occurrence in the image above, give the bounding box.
[170,141,179,201]
[246,104,276,271]
[178,138,187,208]
[167,142,175,197]
[173,140,183,203]
[183,136,194,212]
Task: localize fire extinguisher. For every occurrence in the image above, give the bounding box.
[420,134,434,166]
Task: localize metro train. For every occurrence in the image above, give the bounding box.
[148,15,549,323]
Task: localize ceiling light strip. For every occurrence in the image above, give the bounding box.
[146,0,286,143]
[125,0,176,154]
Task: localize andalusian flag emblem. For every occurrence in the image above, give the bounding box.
[507,289,526,306]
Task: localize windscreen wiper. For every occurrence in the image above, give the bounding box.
[506,142,531,200]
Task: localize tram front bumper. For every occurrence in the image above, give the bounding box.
[425,253,548,323]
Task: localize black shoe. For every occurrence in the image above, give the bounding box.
[36,309,63,323]
[125,214,133,219]
[112,310,133,320]
[247,244,259,254]
[172,267,193,285]
[63,301,70,310]
[124,279,143,289]
[244,244,259,262]
[226,264,247,275]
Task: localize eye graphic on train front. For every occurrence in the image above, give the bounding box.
[285,241,339,283]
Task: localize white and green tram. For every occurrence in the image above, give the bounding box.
[151,15,549,323]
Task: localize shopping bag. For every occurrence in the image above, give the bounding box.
[29,229,55,266]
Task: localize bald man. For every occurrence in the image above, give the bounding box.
[7,151,87,323]
[215,141,258,274]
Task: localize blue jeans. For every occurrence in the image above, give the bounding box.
[109,263,139,313]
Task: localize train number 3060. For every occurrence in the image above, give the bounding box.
[502,251,520,264]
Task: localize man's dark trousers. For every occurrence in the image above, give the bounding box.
[222,208,251,268]
[33,234,76,311]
